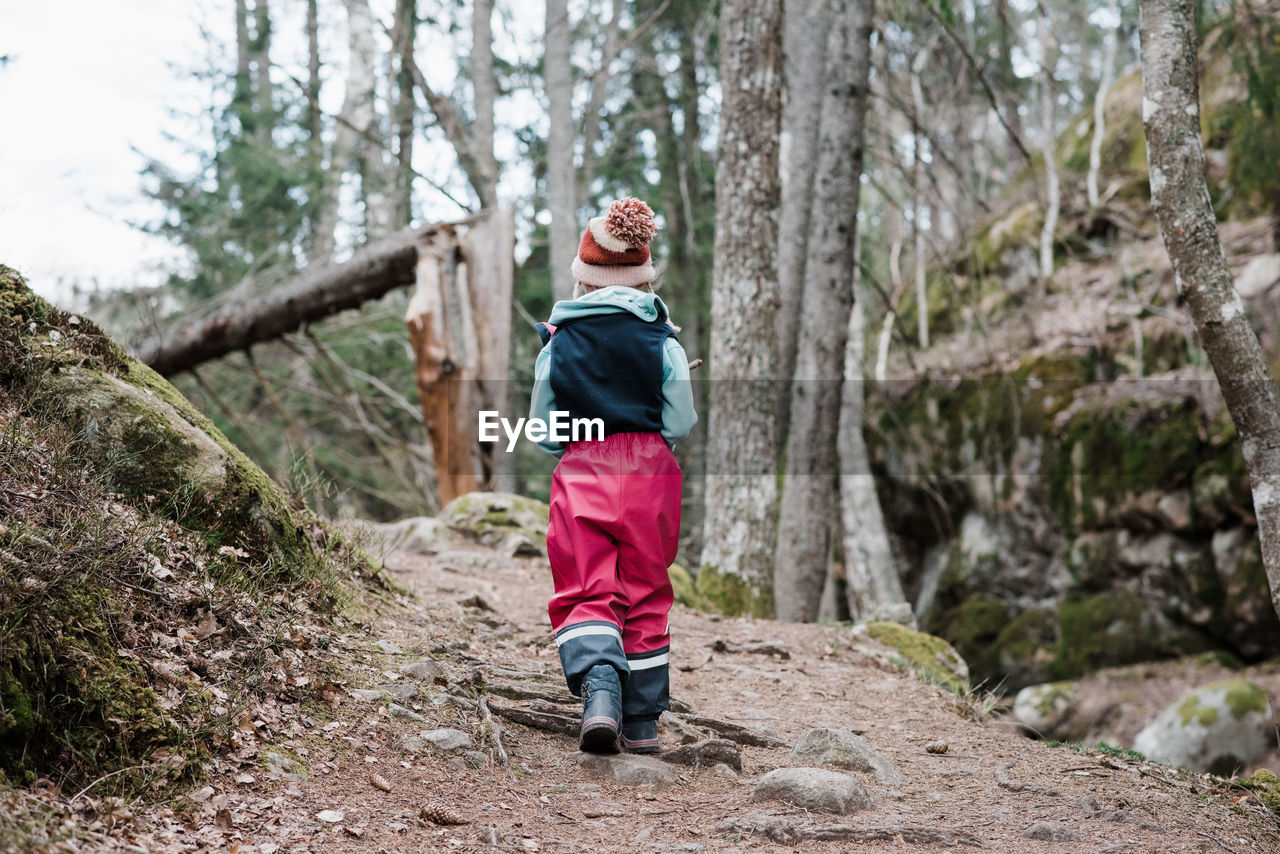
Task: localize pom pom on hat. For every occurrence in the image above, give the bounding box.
[604,197,658,248]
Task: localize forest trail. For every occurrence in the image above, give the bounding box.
[70,539,1280,854]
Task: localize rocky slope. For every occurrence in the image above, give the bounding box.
[856,48,1280,690]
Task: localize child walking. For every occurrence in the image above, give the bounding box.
[529,198,697,754]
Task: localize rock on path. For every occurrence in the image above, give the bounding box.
[749,767,872,815]
[789,727,906,784]
[570,752,681,788]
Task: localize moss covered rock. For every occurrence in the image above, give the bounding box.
[1133,679,1274,775]
[1012,681,1080,737]
[439,492,550,557]
[865,622,969,693]
[1239,768,1280,814]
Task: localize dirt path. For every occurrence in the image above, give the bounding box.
[49,543,1280,853]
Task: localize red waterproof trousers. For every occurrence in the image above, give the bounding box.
[547,432,681,721]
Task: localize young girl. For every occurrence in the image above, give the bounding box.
[529,198,697,754]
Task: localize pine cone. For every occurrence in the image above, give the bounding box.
[420,802,468,825]
[604,197,658,248]
[370,773,393,792]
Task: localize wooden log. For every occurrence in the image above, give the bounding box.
[136,225,432,376]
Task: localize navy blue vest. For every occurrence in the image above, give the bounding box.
[542,312,676,436]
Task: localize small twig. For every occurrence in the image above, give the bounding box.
[71,763,154,802]
[1195,830,1237,853]
[687,358,704,371]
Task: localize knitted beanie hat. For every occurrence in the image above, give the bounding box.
[570,197,659,288]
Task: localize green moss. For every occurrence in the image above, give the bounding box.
[695,565,773,618]
[1239,769,1280,814]
[1054,591,1157,678]
[993,609,1058,688]
[1047,395,1203,533]
[866,621,969,693]
[933,598,1008,685]
[1178,693,1221,727]
[669,563,713,613]
[1212,679,1269,720]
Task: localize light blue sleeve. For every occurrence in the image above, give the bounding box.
[529,346,566,457]
[660,337,698,449]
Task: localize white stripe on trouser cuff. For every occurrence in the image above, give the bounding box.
[627,653,669,670]
[554,624,622,646]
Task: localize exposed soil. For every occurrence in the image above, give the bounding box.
[13,540,1280,853]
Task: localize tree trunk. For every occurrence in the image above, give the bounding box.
[1140,0,1280,621]
[1038,11,1060,281]
[235,0,252,109]
[776,0,832,411]
[253,0,272,142]
[697,0,784,617]
[545,0,577,301]
[472,0,500,209]
[1088,0,1121,209]
[306,0,320,145]
[773,0,872,623]
[995,0,1025,170]
[392,0,417,226]
[136,227,431,376]
[346,0,392,239]
[840,269,908,622]
[911,45,930,350]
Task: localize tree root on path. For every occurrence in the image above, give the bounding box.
[995,760,1060,796]
[715,813,987,847]
[668,712,789,748]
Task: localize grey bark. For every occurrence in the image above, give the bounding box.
[253,0,272,141]
[1140,0,1280,621]
[472,0,500,209]
[699,0,784,616]
[773,0,873,622]
[546,0,577,300]
[391,0,417,225]
[1088,0,1121,209]
[305,0,321,144]
[776,0,832,402]
[910,44,930,349]
[840,273,908,621]
[346,0,392,239]
[135,227,429,376]
[235,0,252,107]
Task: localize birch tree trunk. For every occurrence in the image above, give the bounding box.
[472,0,500,209]
[1140,0,1280,621]
[697,0,784,617]
[1038,13,1060,281]
[1088,0,1121,209]
[840,245,909,623]
[773,0,872,622]
[776,0,832,407]
[305,0,321,145]
[910,45,930,350]
[545,0,577,301]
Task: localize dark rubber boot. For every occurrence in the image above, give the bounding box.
[621,718,659,754]
[579,665,622,754]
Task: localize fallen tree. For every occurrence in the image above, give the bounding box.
[135,225,431,376]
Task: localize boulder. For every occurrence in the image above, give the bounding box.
[789,728,905,783]
[570,752,680,788]
[1133,679,1274,774]
[659,739,742,771]
[749,767,871,815]
[1012,681,1080,737]
[862,622,969,692]
[354,516,455,557]
[439,492,550,557]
